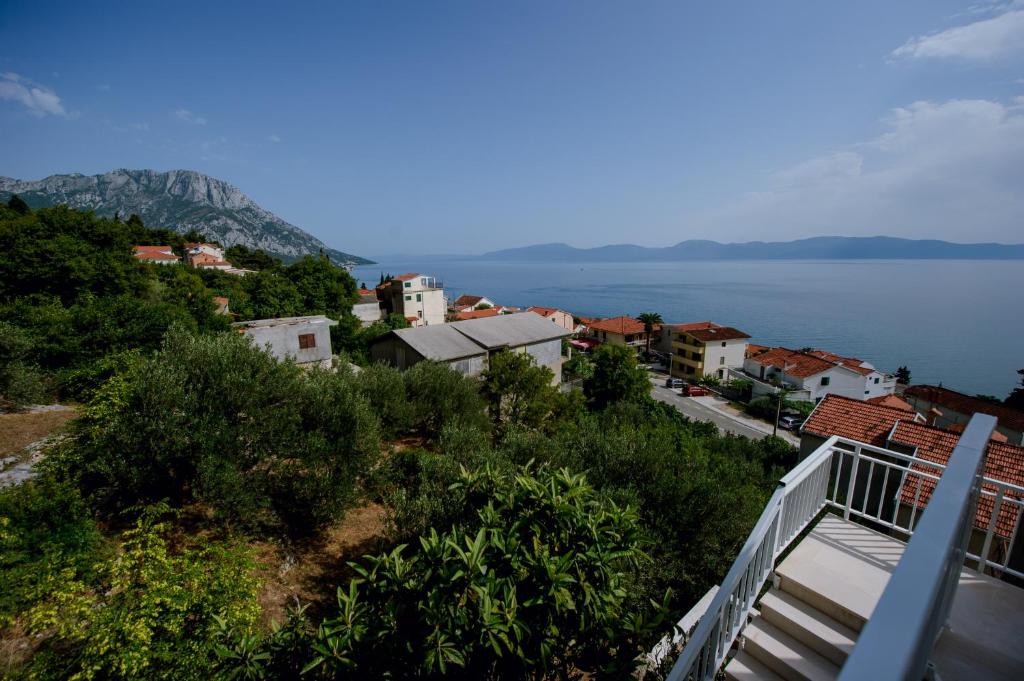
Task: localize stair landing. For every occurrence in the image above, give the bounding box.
[725,514,1024,681]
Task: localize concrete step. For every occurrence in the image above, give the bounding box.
[725,650,786,681]
[759,590,857,666]
[774,515,906,633]
[742,618,841,681]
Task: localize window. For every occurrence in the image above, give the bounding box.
[298,333,316,349]
[874,377,880,384]
[721,341,727,347]
[719,356,725,365]
[820,376,830,386]
[405,295,411,301]
[404,282,411,288]
[416,293,422,302]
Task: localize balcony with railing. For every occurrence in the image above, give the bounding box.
[655,414,1024,681]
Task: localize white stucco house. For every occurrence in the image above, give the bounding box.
[740,346,897,402]
[233,315,337,367]
[379,273,447,327]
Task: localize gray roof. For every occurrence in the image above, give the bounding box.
[232,315,337,329]
[389,324,487,362]
[449,311,571,349]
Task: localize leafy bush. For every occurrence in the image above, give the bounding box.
[0,321,49,407]
[403,360,489,439]
[61,327,379,534]
[285,464,667,679]
[353,362,413,438]
[480,349,557,432]
[0,475,105,623]
[25,506,261,680]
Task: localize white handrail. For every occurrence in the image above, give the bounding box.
[664,436,838,681]
[838,414,997,681]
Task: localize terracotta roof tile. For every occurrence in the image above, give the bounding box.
[802,394,923,445]
[892,421,1024,538]
[749,347,838,379]
[905,385,1024,432]
[587,316,647,335]
[866,394,917,412]
[685,326,751,342]
[452,308,500,321]
[393,273,419,281]
[453,294,486,307]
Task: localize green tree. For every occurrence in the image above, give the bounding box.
[224,244,281,271]
[895,365,911,384]
[0,321,49,407]
[480,349,558,432]
[6,194,30,215]
[61,327,379,533]
[1006,369,1024,409]
[403,360,489,439]
[637,312,663,355]
[584,343,651,409]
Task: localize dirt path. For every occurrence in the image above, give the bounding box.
[0,406,77,488]
[253,503,388,629]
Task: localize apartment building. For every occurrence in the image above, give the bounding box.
[378,273,446,327]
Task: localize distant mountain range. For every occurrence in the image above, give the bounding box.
[481,237,1024,262]
[0,169,372,265]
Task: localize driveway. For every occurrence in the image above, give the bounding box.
[648,374,800,445]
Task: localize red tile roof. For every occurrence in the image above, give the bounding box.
[358,288,375,297]
[133,245,179,261]
[453,294,486,308]
[746,343,770,356]
[802,394,924,445]
[587,316,647,335]
[527,306,565,318]
[866,394,917,412]
[452,308,500,321]
[393,273,419,281]
[749,347,839,379]
[806,350,874,376]
[685,326,751,342]
[892,421,1024,538]
[905,385,1024,433]
[669,321,718,332]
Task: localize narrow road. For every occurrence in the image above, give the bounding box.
[648,374,800,444]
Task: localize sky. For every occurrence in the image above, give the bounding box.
[1,1,1023,257]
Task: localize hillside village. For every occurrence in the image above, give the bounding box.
[2,200,1024,680]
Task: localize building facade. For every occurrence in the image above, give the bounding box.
[379,273,447,327]
[527,307,575,333]
[233,315,337,367]
[742,346,897,403]
[667,323,750,381]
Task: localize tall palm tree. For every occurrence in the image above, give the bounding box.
[637,312,663,357]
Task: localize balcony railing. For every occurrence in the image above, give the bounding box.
[664,420,1024,681]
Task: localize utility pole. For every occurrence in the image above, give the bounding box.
[772,363,796,438]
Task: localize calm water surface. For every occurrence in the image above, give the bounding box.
[353,259,1024,397]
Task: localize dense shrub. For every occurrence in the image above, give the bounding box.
[0,476,106,623]
[480,349,558,433]
[353,362,414,438]
[59,327,379,534]
[403,360,490,439]
[0,321,49,407]
[239,464,667,679]
[24,506,261,680]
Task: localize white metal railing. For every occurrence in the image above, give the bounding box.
[664,423,1024,681]
[838,415,997,681]
[665,435,836,681]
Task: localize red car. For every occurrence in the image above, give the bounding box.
[681,384,709,397]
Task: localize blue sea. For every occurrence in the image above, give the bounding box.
[352,258,1024,398]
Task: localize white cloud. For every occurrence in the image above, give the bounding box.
[694,96,1024,242]
[893,7,1024,60]
[268,134,281,143]
[175,107,207,125]
[0,72,68,117]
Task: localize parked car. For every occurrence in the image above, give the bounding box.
[681,384,709,397]
[665,377,684,388]
[778,414,804,431]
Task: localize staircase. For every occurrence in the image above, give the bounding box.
[725,514,905,681]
